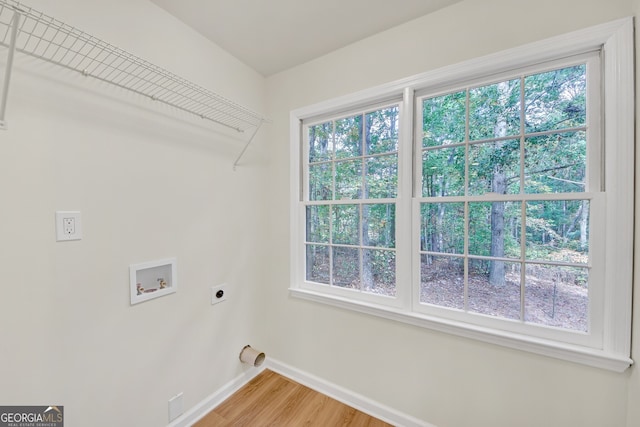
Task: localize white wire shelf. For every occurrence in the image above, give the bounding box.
[0,0,266,164]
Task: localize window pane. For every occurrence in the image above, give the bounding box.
[333,246,360,288]
[524,132,586,194]
[306,244,330,284]
[309,163,332,201]
[366,154,397,199]
[420,254,464,309]
[335,115,363,159]
[308,121,333,162]
[469,79,520,141]
[332,204,359,245]
[422,146,465,197]
[468,259,521,320]
[306,205,330,243]
[524,264,588,332]
[363,204,395,248]
[363,249,396,297]
[366,106,399,154]
[468,202,522,258]
[525,64,586,133]
[421,202,464,254]
[335,159,362,199]
[526,200,589,262]
[422,90,466,148]
[468,140,520,195]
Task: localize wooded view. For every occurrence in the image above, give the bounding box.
[306,105,399,297]
[305,63,590,332]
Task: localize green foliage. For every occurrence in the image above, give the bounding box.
[469,79,521,141]
[306,64,590,294]
[468,139,521,195]
[305,106,399,294]
[364,204,395,248]
[365,249,396,289]
[420,63,590,275]
[366,154,397,198]
[525,65,586,132]
[421,203,464,253]
[306,205,330,243]
[422,147,465,197]
[335,115,363,159]
[423,91,466,147]
[367,107,399,154]
[308,121,332,162]
[524,132,586,194]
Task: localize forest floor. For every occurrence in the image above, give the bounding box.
[327,253,589,332]
[420,267,588,332]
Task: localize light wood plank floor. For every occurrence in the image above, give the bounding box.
[194,369,393,426]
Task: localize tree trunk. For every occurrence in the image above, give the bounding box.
[488,80,511,286]
[362,204,373,291]
[489,166,506,286]
[305,209,315,281]
[362,118,373,290]
[580,199,589,250]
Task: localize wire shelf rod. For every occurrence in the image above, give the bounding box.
[0,0,266,133]
[233,119,264,170]
[0,9,18,128]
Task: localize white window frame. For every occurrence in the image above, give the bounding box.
[299,99,410,309]
[412,52,603,350]
[289,18,633,372]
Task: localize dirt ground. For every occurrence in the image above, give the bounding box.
[313,254,589,332]
[421,268,588,332]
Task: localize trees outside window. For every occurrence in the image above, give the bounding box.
[305,105,399,297]
[291,19,633,371]
[418,63,590,331]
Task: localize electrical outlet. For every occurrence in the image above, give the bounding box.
[55,211,82,241]
[211,284,228,305]
[63,217,75,235]
[168,392,183,422]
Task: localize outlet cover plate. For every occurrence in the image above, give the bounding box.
[55,211,82,241]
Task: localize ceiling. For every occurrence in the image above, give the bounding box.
[148,0,461,77]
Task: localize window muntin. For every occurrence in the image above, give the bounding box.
[304,104,400,298]
[416,57,597,338]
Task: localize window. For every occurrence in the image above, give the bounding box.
[414,56,602,348]
[290,19,633,371]
[305,105,400,299]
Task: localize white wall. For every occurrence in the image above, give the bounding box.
[265,1,638,426]
[0,1,268,426]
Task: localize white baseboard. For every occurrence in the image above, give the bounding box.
[266,358,436,427]
[167,358,436,427]
[167,365,266,427]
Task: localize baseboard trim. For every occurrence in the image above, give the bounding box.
[167,358,435,427]
[167,366,266,427]
[266,358,436,427]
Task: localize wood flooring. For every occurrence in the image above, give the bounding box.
[193,369,393,426]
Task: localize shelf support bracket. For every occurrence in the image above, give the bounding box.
[0,9,20,130]
[233,119,264,170]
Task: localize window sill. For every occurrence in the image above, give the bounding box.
[289,287,633,372]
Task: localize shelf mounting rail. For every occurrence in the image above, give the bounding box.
[0,0,266,166]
